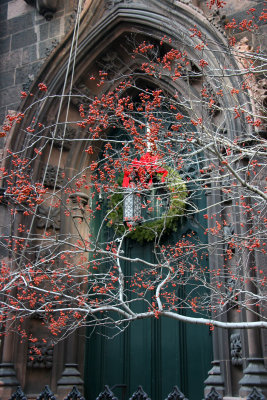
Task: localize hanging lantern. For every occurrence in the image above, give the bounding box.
[123,188,142,226]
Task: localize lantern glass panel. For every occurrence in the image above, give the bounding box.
[123,190,142,225]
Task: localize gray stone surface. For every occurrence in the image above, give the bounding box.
[0,70,14,90]
[11,28,37,50]
[0,0,72,123]
[0,36,11,54]
[49,17,61,38]
[15,61,41,85]
[8,13,34,35]
[0,86,20,108]
[0,108,7,125]
[22,44,37,64]
[39,38,59,58]
[0,4,8,22]
[0,20,8,38]
[0,49,22,72]
[39,22,49,41]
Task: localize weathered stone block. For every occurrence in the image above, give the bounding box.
[8,13,34,35]
[22,43,37,64]
[39,38,59,58]
[49,17,61,38]
[0,70,14,90]
[0,36,10,54]
[0,20,8,38]
[0,107,7,125]
[11,28,37,50]
[0,49,22,72]
[0,4,8,22]
[7,0,33,20]
[0,86,19,108]
[15,61,41,85]
[39,22,49,40]
[7,101,20,112]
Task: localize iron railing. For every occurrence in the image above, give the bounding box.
[9,384,265,400]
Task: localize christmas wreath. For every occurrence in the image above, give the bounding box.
[107,153,187,243]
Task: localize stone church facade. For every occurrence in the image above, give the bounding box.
[0,1,266,399]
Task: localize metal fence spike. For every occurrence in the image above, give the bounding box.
[96,385,118,400]
[165,386,188,400]
[129,386,151,400]
[247,387,265,400]
[36,385,56,400]
[64,386,85,400]
[9,386,27,400]
[205,387,223,400]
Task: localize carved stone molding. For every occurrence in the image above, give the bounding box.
[72,83,92,108]
[27,340,54,368]
[36,204,61,230]
[50,125,77,151]
[230,333,243,366]
[69,192,89,220]
[57,364,84,399]
[24,0,58,20]
[221,175,233,202]
[97,51,124,74]
[235,38,267,134]
[202,83,221,116]
[223,223,234,251]
[105,0,132,10]
[253,78,267,133]
[0,363,19,398]
[226,276,238,297]
[239,358,267,397]
[41,165,65,188]
[44,38,60,58]
[254,78,267,111]
[204,360,225,396]
[208,10,227,36]
[234,37,254,72]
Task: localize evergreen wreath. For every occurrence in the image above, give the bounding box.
[107,166,187,243]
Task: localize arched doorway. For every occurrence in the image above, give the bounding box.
[84,119,213,400]
[0,1,254,398]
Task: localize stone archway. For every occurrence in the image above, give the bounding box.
[1,1,265,399]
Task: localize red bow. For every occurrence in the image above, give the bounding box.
[122,153,168,188]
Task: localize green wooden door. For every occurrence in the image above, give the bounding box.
[84,229,212,400]
[84,125,212,400]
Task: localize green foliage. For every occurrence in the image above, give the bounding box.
[107,167,187,243]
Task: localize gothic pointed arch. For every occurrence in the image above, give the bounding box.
[1,1,264,399]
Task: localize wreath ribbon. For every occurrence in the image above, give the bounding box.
[122,152,169,188]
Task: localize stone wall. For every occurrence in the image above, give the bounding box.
[0,0,77,124]
[0,0,266,127]
[198,0,267,50]
[0,1,266,398]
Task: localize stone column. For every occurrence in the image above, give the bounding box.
[56,192,88,397]
[239,304,267,397]
[0,323,20,398]
[238,171,267,398]
[204,181,225,396]
[0,199,20,398]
